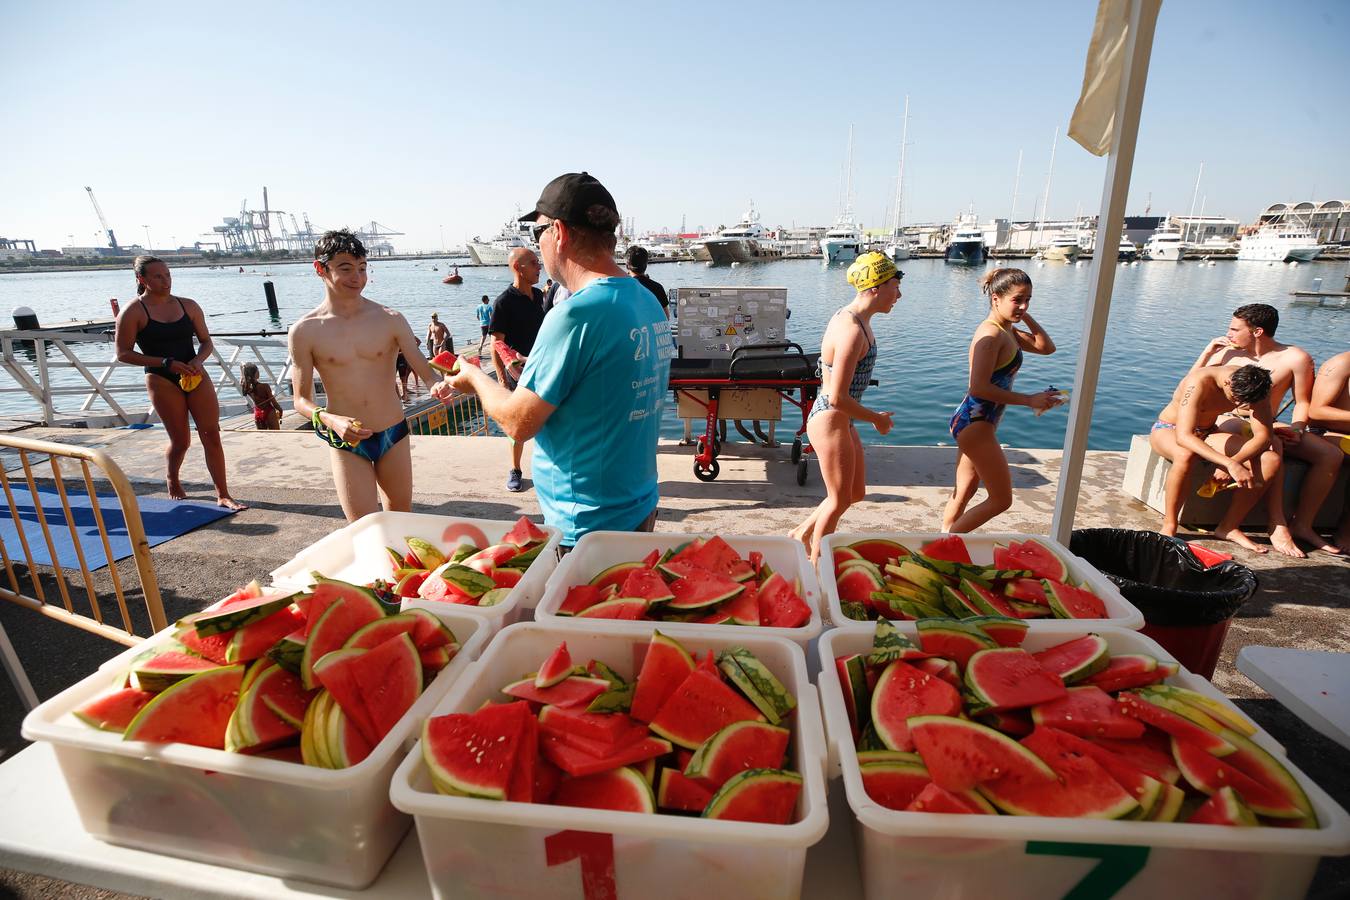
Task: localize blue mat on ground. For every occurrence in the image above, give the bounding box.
[0,483,237,571]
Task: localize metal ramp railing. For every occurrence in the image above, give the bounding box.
[0,433,167,710]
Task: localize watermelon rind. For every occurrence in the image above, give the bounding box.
[867,619,919,665]
[848,538,909,568]
[685,721,791,783]
[978,728,1139,819]
[1141,685,1257,737]
[499,541,545,571]
[716,647,796,724]
[123,664,244,749]
[860,760,933,810]
[266,630,307,676]
[1212,728,1317,823]
[576,597,648,619]
[837,654,872,738]
[1147,782,1187,822]
[964,615,1028,648]
[405,537,447,570]
[536,643,574,689]
[666,571,744,611]
[940,585,985,618]
[856,749,924,765]
[589,560,646,592]
[702,768,802,824]
[586,683,635,714]
[871,661,963,752]
[430,563,496,599]
[188,591,300,637]
[1135,687,1232,734]
[73,688,154,733]
[836,564,886,605]
[1042,579,1108,620]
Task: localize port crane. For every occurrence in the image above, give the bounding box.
[84,186,119,251]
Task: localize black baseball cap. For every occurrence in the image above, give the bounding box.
[519,172,618,226]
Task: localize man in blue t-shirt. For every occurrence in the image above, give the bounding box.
[438,172,672,546]
[474,294,492,355]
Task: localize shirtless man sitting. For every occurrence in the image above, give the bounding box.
[1192,303,1343,556]
[1149,363,1278,553]
[1309,349,1350,552]
[290,229,445,521]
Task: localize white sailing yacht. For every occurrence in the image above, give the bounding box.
[823,125,862,265]
[885,96,911,262]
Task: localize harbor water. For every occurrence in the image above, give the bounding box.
[2,257,1348,450]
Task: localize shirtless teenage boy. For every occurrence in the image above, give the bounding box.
[289,230,444,521]
[1149,364,1278,553]
[1192,304,1343,556]
[1309,350,1350,552]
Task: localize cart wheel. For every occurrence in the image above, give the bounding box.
[695,435,709,458]
[694,459,720,482]
[790,438,802,464]
[796,458,809,486]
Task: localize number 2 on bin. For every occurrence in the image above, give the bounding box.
[1025,842,1149,899]
[545,830,617,900]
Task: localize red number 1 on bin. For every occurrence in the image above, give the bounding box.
[545,830,617,900]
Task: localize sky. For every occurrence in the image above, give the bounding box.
[2,0,1347,253]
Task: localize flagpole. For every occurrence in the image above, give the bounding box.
[1051,0,1162,545]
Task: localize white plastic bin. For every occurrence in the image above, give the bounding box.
[815,625,1350,900]
[268,511,562,629]
[820,532,1145,631]
[391,622,830,900]
[21,606,489,889]
[534,531,823,649]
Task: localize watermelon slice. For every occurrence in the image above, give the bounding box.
[558,584,607,616]
[667,570,744,610]
[915,619,997,668]
[685,721,790,788]
[225,605,306,664]
[966,616,1028,648]
[716,647,797,724]
[964,648,1067,712]
[658,767,716,812]
[1004,578,1050,606]
[1085,654,1167,693]
[535,642,573,689]
[836,563,885,604]
[649,669,764,749]
[1042,580,1109,619]
[996,539,1069,582]
[575,597,648,619]
[344,613,419,651]
[504,675,610,708]
[1031,634,1111,683]
[541,734,672,777]
[130,651,227,693]
[1031,686,1146,739]
[74,688,155,732]
[189,590,298,637]
[617,567,675,604]
[836,654,871,740]
[302,578,385,640]
[979,727,1139,819]
[630,631,695,722]
[123,665,244,749]
[860,760,932,810]
[722,581,760,625]
[1188,786,1259,826]
[905,782,993,814]
[702,768,801,824]
[428,350,461,375]
[1170,737,1306,819]
[300,591,387,690]
[589,561,647,593]
[174,626,232,665]
[756,572,811,628]
[832,546,864,573]
[423,701,533,799]
[959,579,1020,618]
[909,715,1056,793]
[1117,693,1236,756]
[920,535,972,566]
[848,538,908,568]
[871,660,963,752]
[502,515,547,547]
[553,766,655,814]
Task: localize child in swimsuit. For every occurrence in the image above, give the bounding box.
[790,251,900,563]
[240,362,282,430]
[942,268,1059,534]
[289,229,447,521]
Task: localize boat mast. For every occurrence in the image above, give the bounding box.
[1185,162,1204,243]
[844,124,856,224]
[1009,148,1023,250]
[1036,127,1058,249]
[890,97,909,237]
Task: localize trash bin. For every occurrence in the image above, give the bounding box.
[1069,528,1257,680]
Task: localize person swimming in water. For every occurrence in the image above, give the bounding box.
[942,268,1059,533]
[790,252,899,562]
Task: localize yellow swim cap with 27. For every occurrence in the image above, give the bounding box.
[847,251,900,291]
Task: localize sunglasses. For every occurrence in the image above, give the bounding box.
[531,221,555,243]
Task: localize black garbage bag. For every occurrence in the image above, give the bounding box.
[1069,528,1257,627]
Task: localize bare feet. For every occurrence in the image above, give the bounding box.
[217,496,248,511]
[1213,527,1268,554]
[1268,525,1307,559]
[1160,520,1179,538]
[788,521,812,554]
[167,479,187,501]
[1291,524,1346,556]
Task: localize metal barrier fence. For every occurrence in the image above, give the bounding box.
[0,433,167,708]
[406,393,501,437]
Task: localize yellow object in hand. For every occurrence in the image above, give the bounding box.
[1196,478,1239,498]
[179,373,202,392]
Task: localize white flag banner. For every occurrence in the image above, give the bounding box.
[1069,0,1131,157]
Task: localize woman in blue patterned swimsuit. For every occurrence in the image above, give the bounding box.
[791,252,900,562]
[942,268,1060,533]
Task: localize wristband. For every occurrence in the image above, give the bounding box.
[163,357,172,370]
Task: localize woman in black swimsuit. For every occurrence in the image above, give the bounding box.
[113,256,247,510]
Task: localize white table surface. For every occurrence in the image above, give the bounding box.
[1237,645,1350,751]
[0,742,862,899]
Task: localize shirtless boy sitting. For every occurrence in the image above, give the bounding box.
[289,230,445,521]
[1192,303,1342,556]
[1309,350,1350,552]
[1149,363,1277,553]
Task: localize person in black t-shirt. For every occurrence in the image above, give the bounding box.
[488,247,546,491]
[625,245,668,316]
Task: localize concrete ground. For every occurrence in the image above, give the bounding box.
[1,426,1347,898]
